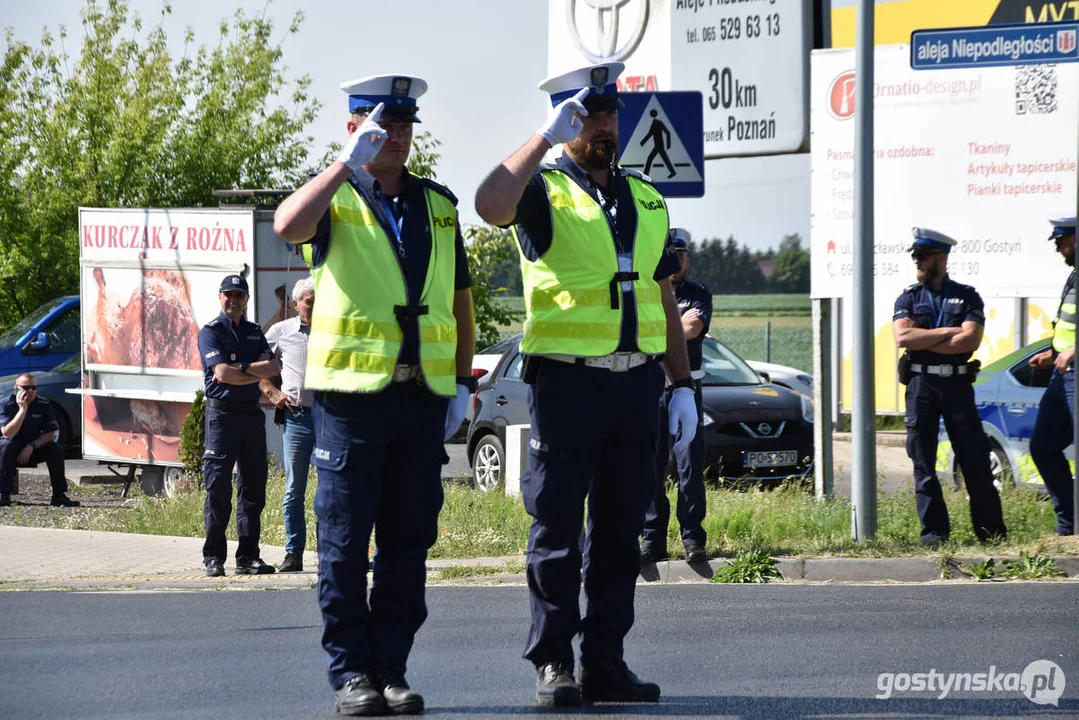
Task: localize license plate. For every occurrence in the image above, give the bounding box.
[743,450,797,467]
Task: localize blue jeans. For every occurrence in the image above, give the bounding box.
[282,408,316,554]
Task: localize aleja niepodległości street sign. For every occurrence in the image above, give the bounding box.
[911,21,1079,70]
[618,91,705,199]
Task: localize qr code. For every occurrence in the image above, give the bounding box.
[1015,64,1057,115]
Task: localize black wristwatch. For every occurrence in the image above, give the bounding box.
[456,375,478,393]
[671,377,694,390]
[240,362,251,374]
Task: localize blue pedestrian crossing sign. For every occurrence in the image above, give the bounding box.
[618,92,705,198]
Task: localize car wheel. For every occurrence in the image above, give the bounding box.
[471,434,505,492]
[163,467,185,498]
[48,404,72,453]
[953,441,1014,492]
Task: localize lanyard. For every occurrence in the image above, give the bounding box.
[379,194,405,256]
[930,281,949,328]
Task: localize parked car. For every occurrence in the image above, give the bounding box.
[936,339,1058,491]
[746,360,813,399]
[466,333,814,489]
[0,353,82,454]
[0,296,81,377]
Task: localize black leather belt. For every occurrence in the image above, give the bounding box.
[205,397,260,413]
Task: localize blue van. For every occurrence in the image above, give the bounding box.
[0,296,81,377]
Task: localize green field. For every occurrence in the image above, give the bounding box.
[492,294,812,371]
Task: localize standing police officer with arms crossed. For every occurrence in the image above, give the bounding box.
[892,228,1007,545]
[642,227,711,564]
[273,74,475,717]
[199,274,280,577]
[475,62,697,707]
[1029,215,1077,536]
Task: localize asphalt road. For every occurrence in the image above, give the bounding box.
[2,583,1076,719]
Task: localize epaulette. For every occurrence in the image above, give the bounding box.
[622,167,654,183]
[421,177,458,206]
[206,318,220,328]
[538,163,560,173]
[903,283,920,294]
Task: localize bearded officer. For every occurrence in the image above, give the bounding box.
[1029,215,1077,536]
[273,74,475,716]
[475,62,696,707]
[892,228,1006,545]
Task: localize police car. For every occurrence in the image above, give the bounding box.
[466,334,814,490]
[935,339,1061,490]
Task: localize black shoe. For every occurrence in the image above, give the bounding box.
[920,533,949,548]
[205,558,225,577]
[379,673,424,715]
[278,552,303,572]
[640,547,669,564]
[581,660,660,703]
[235,556,275,575]
[335,675,387,716]
[684,543,708,564]
[50,494,80,507]
[535,661,581,706]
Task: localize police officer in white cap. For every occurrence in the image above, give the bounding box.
[274,74,476,716]
[475,62,695,707]
[892,228,1006,546]
[1029,215,1077,535]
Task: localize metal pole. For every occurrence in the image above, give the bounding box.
[813,298,834,499]
[851,0,877,540]
[765,320,772,363]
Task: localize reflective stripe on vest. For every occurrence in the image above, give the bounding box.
[303,181,458,396]
[1054,284,1076,353]
[516,170,668,356]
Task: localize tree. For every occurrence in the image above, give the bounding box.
[464,225,523,350]
[770,234,810,293]
[0,0,321,329]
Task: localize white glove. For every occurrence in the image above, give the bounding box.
[337,102,388,172]
[668,386,698,455]
[536,88,590,146]
[443,383,471,442]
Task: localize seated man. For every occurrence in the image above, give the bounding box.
[0,373,78,507]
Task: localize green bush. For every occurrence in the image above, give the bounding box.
[178,390,205,477]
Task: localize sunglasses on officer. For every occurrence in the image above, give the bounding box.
[15,383,36,391]
[911,249,944,261]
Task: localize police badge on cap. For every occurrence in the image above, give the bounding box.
[590,66,609,88]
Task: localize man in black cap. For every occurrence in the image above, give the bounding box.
[475,61,695,708]
[1029,215,1077,535]
[197,274,280,577]
[892,228,1006,545]
[274,73,475,717]
[642,228,711,564]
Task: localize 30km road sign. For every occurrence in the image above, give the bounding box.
[618,91,705,198]
[911,21,1079,70]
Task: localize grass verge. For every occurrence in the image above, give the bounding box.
[6,472,1072,561]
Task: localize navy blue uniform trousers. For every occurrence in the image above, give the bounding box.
[904,373,1006,542]
[642,382,706,552]
[522,358,664,667]
[1031,368,1075,535]
[312,382,448,690]
[202,406,267,560]
[0,439,66,495]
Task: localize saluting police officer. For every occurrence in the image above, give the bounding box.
[642,227,711,564]
[198,274,280,576]
[1029,215,1077,536]
[273,74,475,717]
[892,228,1007,545]
[475,62,697,707]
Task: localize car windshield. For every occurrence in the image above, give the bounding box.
[0,297,67,347]
[700,336,762,386]
[479,333,523,356]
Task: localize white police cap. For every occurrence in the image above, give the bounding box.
[910,227,957,254]
[340,74,427,123]
[669,227,691,250]
[539,62,625,112]
[1049,215,1077,239]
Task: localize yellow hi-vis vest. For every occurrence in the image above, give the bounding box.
[516,169,669,357]
[302,180,458,396]
[1053,271,1076,353]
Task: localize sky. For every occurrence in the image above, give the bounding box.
[2,0,810,253]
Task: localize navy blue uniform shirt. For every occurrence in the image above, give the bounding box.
[893,276,984,365]
[198,312,271,401]
[0,395,58,446]
[508,152,679,352]
[675,278,712,371]
[308,169,472,366]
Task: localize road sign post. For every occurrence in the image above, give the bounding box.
[911,21,1079,535]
